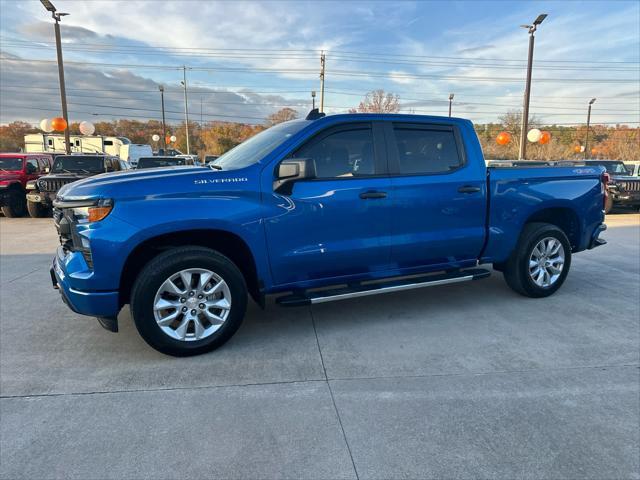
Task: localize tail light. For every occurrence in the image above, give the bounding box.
[602,172,610,210]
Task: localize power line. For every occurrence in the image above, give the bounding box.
[2,56,637,84]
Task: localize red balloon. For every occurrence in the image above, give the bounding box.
[51,117,67,132]
[496,131,511,146]
[539,131,551,145]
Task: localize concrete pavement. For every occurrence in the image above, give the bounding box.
[1,214,638,479]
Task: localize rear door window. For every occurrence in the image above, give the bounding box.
[392,125,464,175]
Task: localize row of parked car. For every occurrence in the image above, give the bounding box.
[0,152,216,218]
[1,151,637,218]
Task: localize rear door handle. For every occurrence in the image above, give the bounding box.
[458,185,481,194]
[359,191,387,199]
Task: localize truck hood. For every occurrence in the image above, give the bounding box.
[0,173,21,183]
[57,166,254,200]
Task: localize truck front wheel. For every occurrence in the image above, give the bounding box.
[27,200,49,218]
[1,191,26,217]
[130,246,248,356]
[503,223,572,298]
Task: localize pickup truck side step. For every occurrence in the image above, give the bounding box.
[276,268,491,307]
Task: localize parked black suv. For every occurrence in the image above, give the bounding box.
[26,155,127,217]
[583,160,640,212]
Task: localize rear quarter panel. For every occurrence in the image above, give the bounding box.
[482,166,605,263]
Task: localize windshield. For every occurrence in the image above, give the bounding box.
[137,157,187,169]
[52,156,104,173]
[0,157,24,171]
[214,120,309,170]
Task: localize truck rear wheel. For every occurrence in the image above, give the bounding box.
[503,222,572,298]
[1,191,26,217]
[130,246,247,356]
[27,200,49,218]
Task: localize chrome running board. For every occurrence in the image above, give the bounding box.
[276,268,491,307]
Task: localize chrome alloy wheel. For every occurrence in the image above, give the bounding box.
[153,268,231,342]
[528,237,565,288]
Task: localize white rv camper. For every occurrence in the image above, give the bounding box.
[23,134,138,158]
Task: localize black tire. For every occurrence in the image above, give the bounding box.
[130,246,248,356]
[1,190,26,217]
[27,200,49,218]
[503,222,572,298]
[604,195,613,214]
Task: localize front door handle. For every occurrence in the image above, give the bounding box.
[458,185,481,194]
[359,191,387,199]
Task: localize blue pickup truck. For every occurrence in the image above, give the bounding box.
[51,112,608,356]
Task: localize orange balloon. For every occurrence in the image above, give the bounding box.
[573,145,582,153]
[591,147,597,155]
[539,131,551,145]
[496,131,511,146]
[165,135,172,145]
[51,117,67,132]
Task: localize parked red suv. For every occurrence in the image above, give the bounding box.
[0,153,53,217]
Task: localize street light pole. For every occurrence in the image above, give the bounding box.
[40,0,71,154]
[159,85,166,144]
[584,98,596,159]
[448,93,454,117]
[319,52,326,113]
[518,13,547,160]
[181,66,190,155]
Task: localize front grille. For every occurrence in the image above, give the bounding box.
[53,207,74,253]
[53,207,94,269]
[618,180,640,192]
[39,178,75,193]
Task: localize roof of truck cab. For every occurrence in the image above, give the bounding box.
[302,113,473,128]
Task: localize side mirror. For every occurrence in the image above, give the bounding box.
[274,158,316,194]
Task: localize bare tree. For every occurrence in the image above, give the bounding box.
[350,89,400,113]
[266,107,298,126]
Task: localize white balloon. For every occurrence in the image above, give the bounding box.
[170,135,177,142]
[79,121,95,136]
[527,128,542,143]
[39,118,53,133]
[152,134,160,142]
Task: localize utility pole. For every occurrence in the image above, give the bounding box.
[319,52,326,113]
[159,85,166,143]
[584,98,596,159]
[40,0,71,154]
[200,96,203,125]
[518,13,547,160]
[311,90,316,110]
[181,66,190,155]
[448,93,454,117]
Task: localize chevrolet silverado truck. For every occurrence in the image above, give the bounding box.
[27,154,126,217]
[50,112,608,356]
[0,153,52,217]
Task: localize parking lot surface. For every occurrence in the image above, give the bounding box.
[1,214,639,479]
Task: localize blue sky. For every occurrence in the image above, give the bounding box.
[0,0,638,125]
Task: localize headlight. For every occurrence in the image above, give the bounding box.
[71,198,114,224]
[26,180,38,190]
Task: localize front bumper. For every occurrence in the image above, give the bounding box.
[51,248,120,320]
[611,191,640,206]
[26,191,55,206]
